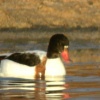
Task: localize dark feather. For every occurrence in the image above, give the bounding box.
[6,53,41,66]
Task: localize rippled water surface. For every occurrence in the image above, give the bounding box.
[0,63,100,100]
[0,32,100,100]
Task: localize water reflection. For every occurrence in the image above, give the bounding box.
[0,77,70,100]
[0,75,100,100]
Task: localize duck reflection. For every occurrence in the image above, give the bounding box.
[0,78,70,100]
[34,80,46,100]
[34,70,70,100]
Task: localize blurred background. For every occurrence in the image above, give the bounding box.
[0,0,100,63]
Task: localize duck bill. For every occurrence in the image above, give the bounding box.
[61,49,71,63]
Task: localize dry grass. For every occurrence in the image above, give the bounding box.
[0,0,100,28]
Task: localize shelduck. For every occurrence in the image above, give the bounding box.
[0,34,71,81]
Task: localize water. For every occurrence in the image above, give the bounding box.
[0,32,100,99]
[0,78,66,100]
[0,63,100,100]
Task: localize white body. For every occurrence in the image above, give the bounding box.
[0,50,66,81]
[1,59,36,79]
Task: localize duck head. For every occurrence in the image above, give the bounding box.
[47,34,71,63]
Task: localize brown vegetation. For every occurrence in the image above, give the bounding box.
[0,0,100,29]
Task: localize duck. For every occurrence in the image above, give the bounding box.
[0,34,71,81]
